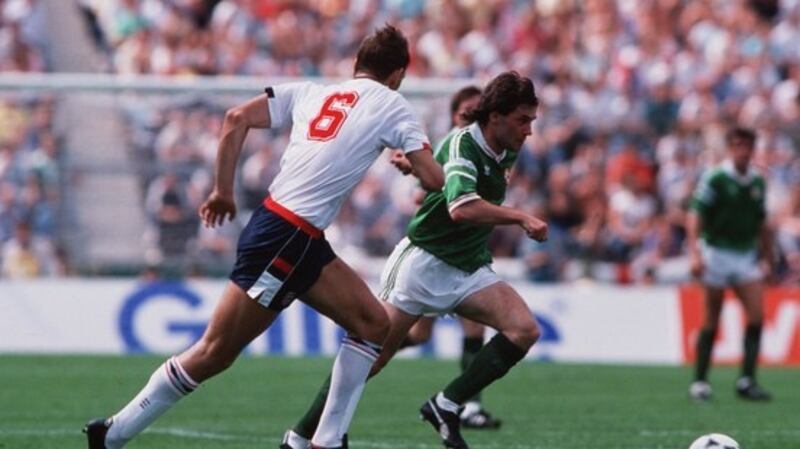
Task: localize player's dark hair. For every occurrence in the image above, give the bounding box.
[354,24,410,81]
[450,85,481,128]
[726,126,757,147]
[463,71,538,126]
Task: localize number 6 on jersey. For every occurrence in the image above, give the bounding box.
[307,92,360,141]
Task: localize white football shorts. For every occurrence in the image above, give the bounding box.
[378,237,501,316]
[700,241,762,288]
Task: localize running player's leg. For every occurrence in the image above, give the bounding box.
[458,317,501,429]
[731,279,770,400]
[419,282,536,449]
[286,238,422,447]
[285,302,420,447]
[436,282,538,407]
[179,283,281,379]
[690,285,724,400]
[302,257,390,448]
[101,282,279,448]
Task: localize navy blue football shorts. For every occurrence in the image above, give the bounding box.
[230,197,336,311]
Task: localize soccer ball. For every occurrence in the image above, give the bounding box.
[688,433,740,449]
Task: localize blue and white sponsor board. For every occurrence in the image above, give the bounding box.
[0,278,683,364]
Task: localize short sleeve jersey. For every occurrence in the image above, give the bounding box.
[690,161,766,251]
[407,122,516,272]
[266,78,430,230]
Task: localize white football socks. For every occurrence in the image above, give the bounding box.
[105,356,198,449]
[311,335,381,448]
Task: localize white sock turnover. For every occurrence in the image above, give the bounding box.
[105,356,198,449]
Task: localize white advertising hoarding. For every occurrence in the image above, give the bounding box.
[0,279,685,364]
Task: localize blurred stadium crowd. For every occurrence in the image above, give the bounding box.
[1,0,799,284]
[0,0,66,277]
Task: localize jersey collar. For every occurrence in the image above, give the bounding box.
[469,122,507,164]
[721,159,756,184]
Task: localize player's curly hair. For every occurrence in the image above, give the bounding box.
[463,72,538,126]
[354,24,410,80]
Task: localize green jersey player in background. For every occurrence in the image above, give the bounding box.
[281,72,547,449]
[687,126,774,402]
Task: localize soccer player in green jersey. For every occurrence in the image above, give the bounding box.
[396,85,503,429]
[687,126,773,402]
[281,72,547,449]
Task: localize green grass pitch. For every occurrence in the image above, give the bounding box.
[1,355,797,448]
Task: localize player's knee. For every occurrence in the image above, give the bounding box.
[746,308,764,324]
[406,326,432,345]
[523,322,542,347]
[507,320,540,350]
[520,320,542,348]
[223,107,246,128]
[372,316,391,343]
[352,307,390,344]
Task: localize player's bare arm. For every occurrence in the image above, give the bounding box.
[686,210,703,278]
[200,94,270,227]
[405,149,445,191]
[450,199,548,241]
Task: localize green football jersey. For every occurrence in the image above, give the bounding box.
[690,161,766,251]
[407,122,516,272]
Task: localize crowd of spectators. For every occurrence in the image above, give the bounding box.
[0,0,66,278]
[0,96,65,278]
[78,0,800,283]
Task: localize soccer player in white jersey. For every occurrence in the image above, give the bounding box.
[83,25,443,449]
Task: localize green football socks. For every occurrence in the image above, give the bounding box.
[742,324,762,379]
[694,328,716,382]
[293,373,331,439]
[443,333,526,404]
[460,336,484,403]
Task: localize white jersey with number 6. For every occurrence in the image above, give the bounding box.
[265,77,430,230]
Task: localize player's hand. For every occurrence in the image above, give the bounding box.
[689,251,704,279]
[521,215,548,242]
[390,150,413,175]
[199,191,237,227]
